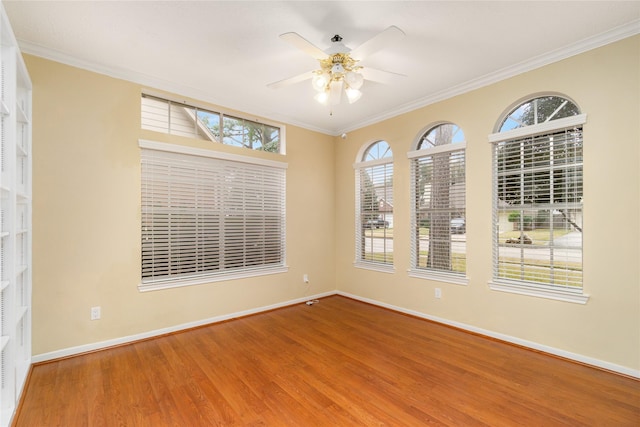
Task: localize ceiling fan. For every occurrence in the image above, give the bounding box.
[267,26,406,106]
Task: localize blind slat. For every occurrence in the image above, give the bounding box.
[141,147,285,284]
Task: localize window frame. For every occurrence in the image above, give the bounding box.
[489,98,588,304]
[141,92,286,154]
[408,122,468,285]
[139,139,288,292]
[354,140,394,273]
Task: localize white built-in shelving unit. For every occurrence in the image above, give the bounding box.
[0,3,32,426]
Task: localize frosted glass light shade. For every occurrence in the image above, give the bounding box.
[345,71,364,90]
[345,87,362,104]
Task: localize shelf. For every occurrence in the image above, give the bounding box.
[0,9,33,427]
[16,103,29,124]
[16,305,28,322]
[16,264,28,276]
[16,143,27,157]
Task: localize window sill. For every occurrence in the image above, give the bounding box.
[354,261,395,274]
[408,269,468,286]
[489,280,589,304]
[139,266,289,292]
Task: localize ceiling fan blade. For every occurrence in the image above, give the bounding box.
[351,25,405,59]
[361,67,406,84]
[279,32,327,60]
[267,71,314,89]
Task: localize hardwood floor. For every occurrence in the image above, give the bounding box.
[14,295,640,426]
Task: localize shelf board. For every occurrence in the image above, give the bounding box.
[1,280,9,291]
[1,335,9,351]
[16,305,28,321]
[0,101,9,116]
[16,104,29,124]
[16,144,27,157]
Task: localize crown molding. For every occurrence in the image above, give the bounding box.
[17,19,640,137]
[340,19,640,135]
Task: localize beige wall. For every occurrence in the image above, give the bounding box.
[26,35,639,372]
[335,35,640,371]
[26,55,336,356]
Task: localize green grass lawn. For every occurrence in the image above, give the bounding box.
[499,229,570,245]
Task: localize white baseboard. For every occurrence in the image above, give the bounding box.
[337,291,640,379]
[31,291,336,364]
[33,290,640,379]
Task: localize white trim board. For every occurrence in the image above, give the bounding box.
[33,290,639,379]
[31,291,336,364]
[16,20,640,137]
[337,291,640,379]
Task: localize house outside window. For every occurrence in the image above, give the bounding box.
[489,95,588,303]
[409,123,467,284]
[355,140,394,271]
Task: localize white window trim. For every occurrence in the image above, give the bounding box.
[354,261,396,273]
[141,91,287,154]
[139,140,287,169]
[408,269,468,285]
[488,280,589,304]
[138,140,288,292]
[488,111,589,304]
[354,143,394,272]
[488,114,587,143]
[408,135,468,285]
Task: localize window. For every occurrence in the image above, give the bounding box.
[409,123,467,284]
[355,140,393,270]
[489,95,587,303]
[139,140,287,291]
[141,94,282,153]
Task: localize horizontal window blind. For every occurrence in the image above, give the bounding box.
[356,161,393,265]
[141,147,285,286]
[411,148,466,275]
[493,126,583,289]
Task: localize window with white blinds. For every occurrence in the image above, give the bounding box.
[139,140,287,291]
[490,95,587,303]
[355,141,393,270]
[409,123,466,284]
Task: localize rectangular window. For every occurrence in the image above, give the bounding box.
[355,161,393,269]
[141,94,282,153]
[140,141,287,291]
[492,127,583,297]
[410,147,466,283]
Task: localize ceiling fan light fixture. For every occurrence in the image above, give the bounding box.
[345,87,362,104]
[311,72,330,92]
[344,71,364,90]
[314,91,330,105]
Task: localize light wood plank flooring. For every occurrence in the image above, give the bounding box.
[14,296,640,426]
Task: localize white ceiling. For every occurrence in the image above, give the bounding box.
[4,1,640,136]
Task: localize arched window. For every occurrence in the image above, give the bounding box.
[408,123,466,283]
[489,95,587,303]
[355,140,393,269]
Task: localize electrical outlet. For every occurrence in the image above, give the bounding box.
[303,274,309,283]
[90,306,101,320]
[435,288,442,299]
